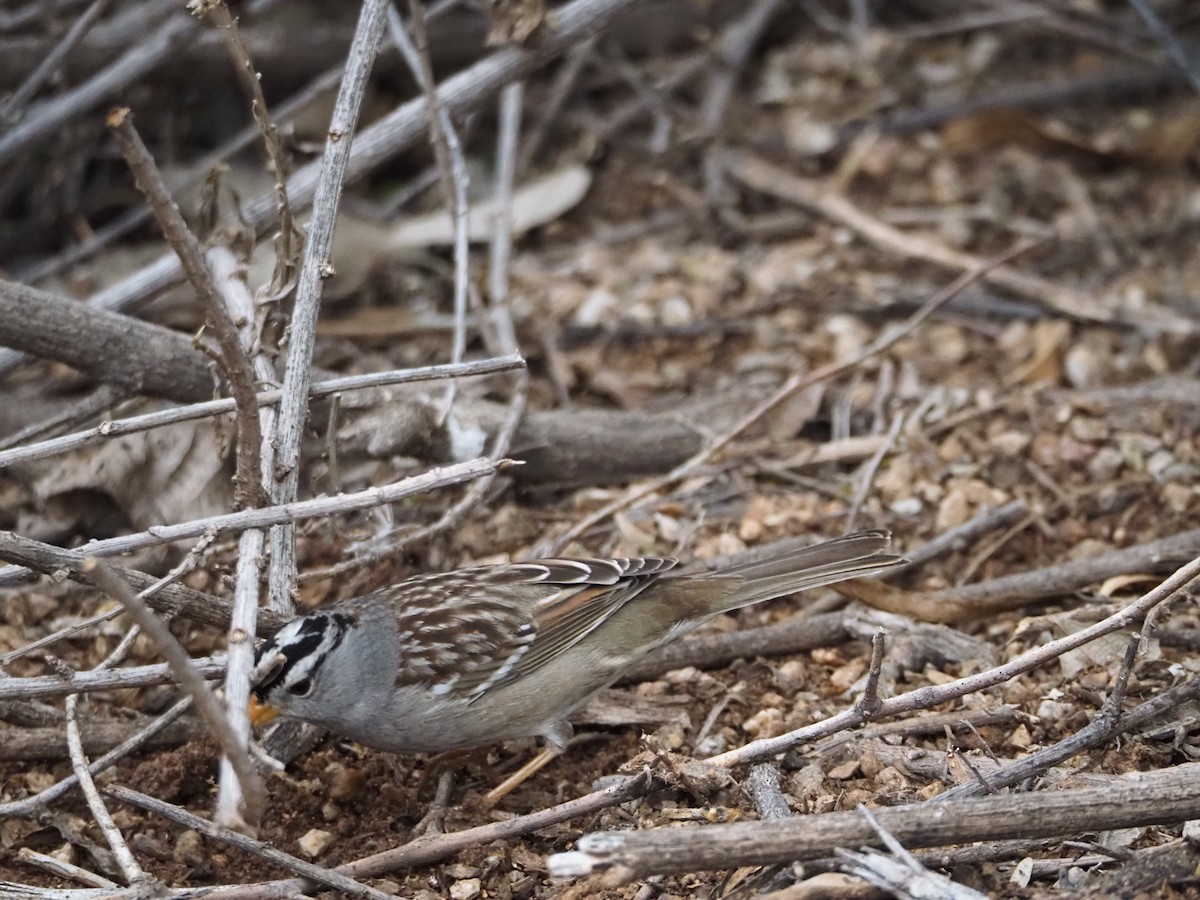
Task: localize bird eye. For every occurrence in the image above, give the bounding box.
[289,677,313,697]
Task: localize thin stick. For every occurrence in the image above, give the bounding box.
[856,631,888,719]
[205,247,280,830]
[47,0,641,325]
[938,642,1200,801]
[0,355,524,469]
[215,526,266,831]
[15,847,118,890]
[1126,0,1200,94]
[844,409,905,533]
[315,382,529,579]
[0,5,196,166]
[0,533,282,633]
[14,65,344,290]
[0,0,113,122]
[65,695,152,888]
[721,149,1193,333]
[0,457,503,588]
[843,526,1200,624]
[698,0,781,136]
[488,82,523,354]
[395,0,472,412]
[0,662,224,702]
[105,786,396,900]
[107,108,265,508]
[0,530,217,665]
[313,77,529,578]
[200,0,298,280]
[518,36,595,173]
[885,500,1028,577]
[24,590,157,880]
[79,561,266,829]
[0,384,126,453]
[267,0,390,615]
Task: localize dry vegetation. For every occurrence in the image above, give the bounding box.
[3,0,1200,897]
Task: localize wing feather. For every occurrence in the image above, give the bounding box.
[380,557,677,699]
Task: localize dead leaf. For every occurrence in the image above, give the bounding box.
[486,0,546,46]
[1007,320,1070,386]
[16,418,232,538]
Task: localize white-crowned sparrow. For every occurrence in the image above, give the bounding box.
[249,531,903,753]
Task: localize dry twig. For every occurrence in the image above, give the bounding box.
[550,761,1200,881]
[393,0,471,409]
[198,0,298,282]
[0,0,113,122]
[78,561,266,830]
[106,785,396,899]
[265,0,390,613]
[107,108,266,507]
[64,695,152,889]
[0,457,503,588]
[836,527,1200,623]
[0,530,284,631]
[0,355,523,469]
[0,3,196,166]
[41,0,641,325]
[939,643,1200,801]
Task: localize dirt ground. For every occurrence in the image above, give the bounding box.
[4,2,1200,898]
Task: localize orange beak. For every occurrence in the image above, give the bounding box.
[248,694,281,727]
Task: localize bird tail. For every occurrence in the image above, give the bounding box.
[680,530,904,615]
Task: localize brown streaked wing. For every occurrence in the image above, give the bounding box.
[380,558,677,698]
[379,572,535,696]
[493,556,677,689]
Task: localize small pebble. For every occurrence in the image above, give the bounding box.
[693,734,726,757]
[173,830,204,867]
[297,829,333,858]
[50,843,74,865]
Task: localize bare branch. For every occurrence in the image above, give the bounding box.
[0,0,113,122]
[42,0,641,324]
[199,0,298,280]
[0,458,504,588]
[0,5,196,166]
[549,762,1200,880]
[392,0,472,408]
[107,107,265,508]
[0,531,285,632]
[106,785,395,899]
[79,561,266,829]
[266,0,390,613]
[0,355,524,469]
[65,695,152,888]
